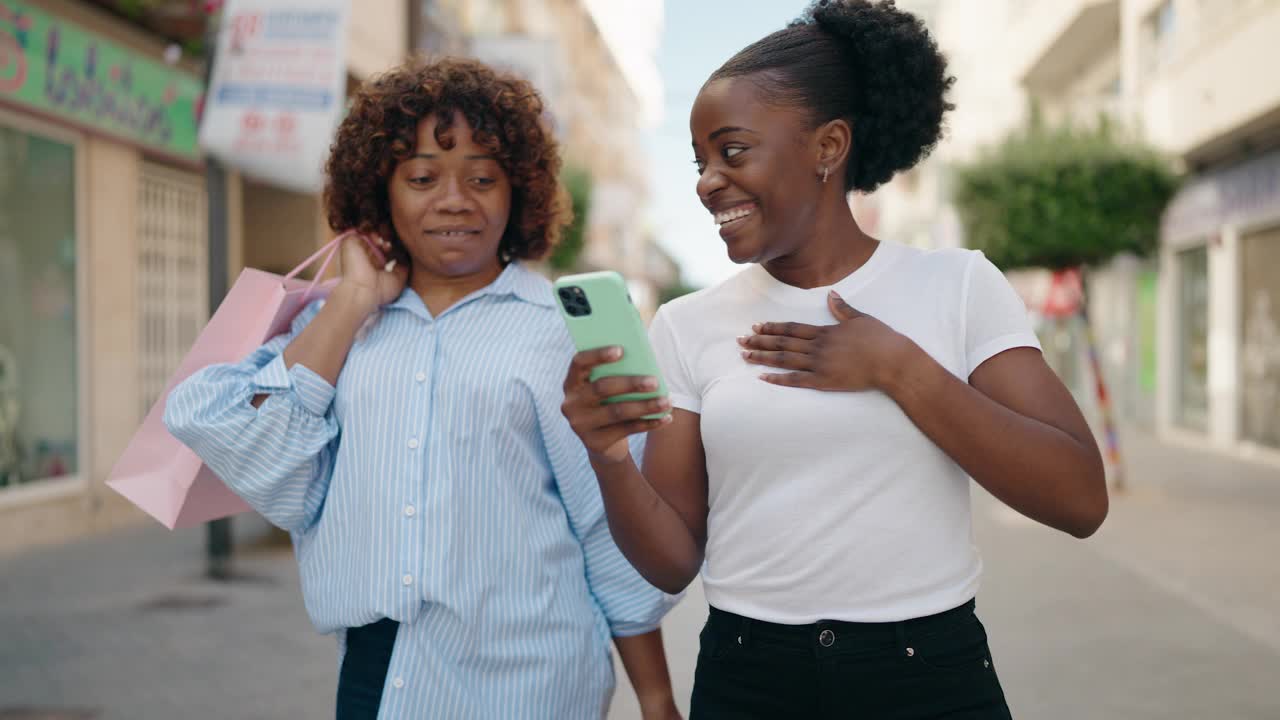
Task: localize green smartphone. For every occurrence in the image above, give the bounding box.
[553,271,669,419]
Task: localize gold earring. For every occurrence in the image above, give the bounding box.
[822,167,830,184]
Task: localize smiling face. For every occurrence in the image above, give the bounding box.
[387,111,512,280]
[690,75,826,265]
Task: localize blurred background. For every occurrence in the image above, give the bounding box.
[1,0,1278,718]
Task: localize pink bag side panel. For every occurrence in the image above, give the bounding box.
[170,466,247,529]
[107,269,338,528]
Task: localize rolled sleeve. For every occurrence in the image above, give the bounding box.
[580,511,680,637]
[538,385,678,636]
[249,355,336,418]
[164,299,339,532]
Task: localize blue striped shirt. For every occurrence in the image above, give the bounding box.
[165,262,674,719]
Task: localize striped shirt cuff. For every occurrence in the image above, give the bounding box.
[609,619,664,638]
[607,590,683,637]
[249,355,337,417]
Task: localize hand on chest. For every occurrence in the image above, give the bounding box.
[696,303,953,448]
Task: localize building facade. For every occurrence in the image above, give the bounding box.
[1012,0,1280,463]
[1136,0,1280,463]
[0,0,411,555]
[0,0,212,552]
[869,0,1280,469]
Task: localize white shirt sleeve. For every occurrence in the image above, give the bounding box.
[649,305,701,413]
[963,251,1042,378]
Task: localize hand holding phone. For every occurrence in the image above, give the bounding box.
[555,272,673,463]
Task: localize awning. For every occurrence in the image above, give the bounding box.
[1162,148,1280,246]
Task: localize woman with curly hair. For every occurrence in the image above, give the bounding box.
[560,1,1109,717]
[165,58,680,720]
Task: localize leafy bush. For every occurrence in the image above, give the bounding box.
[953,121,1179,270]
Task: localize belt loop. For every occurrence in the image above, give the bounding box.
[737,615,752,647]
[894,621,906,653]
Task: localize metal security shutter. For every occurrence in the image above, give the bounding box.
[137,163,207,416]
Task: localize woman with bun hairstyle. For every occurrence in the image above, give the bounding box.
[559,2,1108,717]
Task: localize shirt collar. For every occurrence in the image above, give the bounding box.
[384,261,555,317]
[488,261,557,308]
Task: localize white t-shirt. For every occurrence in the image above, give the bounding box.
[648,240,1041,624]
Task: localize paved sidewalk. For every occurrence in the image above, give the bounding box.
[1089,429,1280,654]
[3,428,1279,719]
[0,526,334,719]
[971,427,1280,719]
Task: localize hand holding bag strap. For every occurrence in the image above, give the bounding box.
[284,231,389,303]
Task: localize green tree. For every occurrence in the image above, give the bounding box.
[953,120,1178,272]
[953,119,1180,490]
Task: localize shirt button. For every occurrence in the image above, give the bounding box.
[402,574,413,586]
[404,505,416,517]
[407,438,419,449]
[392,677,405,689]
[415,371,426,383]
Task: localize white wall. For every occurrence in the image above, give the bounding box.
[348,0,410,79]
[1125,0,1280,159]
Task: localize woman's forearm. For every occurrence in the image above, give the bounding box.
[882,348,1107,538]
[614,629,678,715]
[590,455,704,594]
[251,284,374,407]
[282,284,376,384]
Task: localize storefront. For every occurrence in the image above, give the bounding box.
[0,0,207,551]
[0,113,79,491]
[1159,146,1280,462]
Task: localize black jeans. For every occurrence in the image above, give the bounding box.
[691,600,1013,719]
[336,618,399,720]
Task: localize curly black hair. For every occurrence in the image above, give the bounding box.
[324,57,571,263]
[709,0,954,194]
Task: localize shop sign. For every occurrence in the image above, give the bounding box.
[198,0,350,192]
[0,0,203,161]
[1163,148,1280,245]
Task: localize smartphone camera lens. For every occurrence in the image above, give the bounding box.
[559,286,592,317]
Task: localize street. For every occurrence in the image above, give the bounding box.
[3,431,1279,719]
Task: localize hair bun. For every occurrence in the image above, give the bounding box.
[797,0,954,191]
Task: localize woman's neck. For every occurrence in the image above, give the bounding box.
[763,198,878,289]
[410,260,506,317]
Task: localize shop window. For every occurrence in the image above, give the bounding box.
[1176,245,1210,432]
[1240,225,1280,448]
[0,124,78,487]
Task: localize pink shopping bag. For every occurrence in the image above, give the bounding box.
[107,232,383,528]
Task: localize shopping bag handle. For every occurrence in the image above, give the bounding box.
[283,231,389,302]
